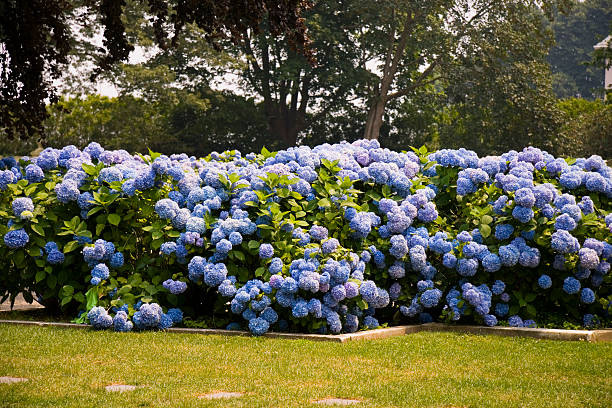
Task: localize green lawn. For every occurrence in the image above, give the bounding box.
[0,324,611,408]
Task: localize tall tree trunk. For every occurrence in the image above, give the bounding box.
[265,102,305,148]
[363,11,414,140]
[363,97,387,140]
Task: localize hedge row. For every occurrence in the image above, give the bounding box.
[0,140,610,334]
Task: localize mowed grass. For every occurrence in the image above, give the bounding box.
[0,325,611,408]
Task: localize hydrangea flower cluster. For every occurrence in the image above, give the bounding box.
[82,239,124,285]
[1,141,610,334]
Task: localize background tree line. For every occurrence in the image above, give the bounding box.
[0,0,610,158]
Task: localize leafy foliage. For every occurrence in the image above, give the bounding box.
[556,98,612,159]
[0,140,610,334]
[548,0,612,99]
[0,0,311,140]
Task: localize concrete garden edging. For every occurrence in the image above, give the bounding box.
[1,318,611,343]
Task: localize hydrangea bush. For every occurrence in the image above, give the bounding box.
[0,141,610,334]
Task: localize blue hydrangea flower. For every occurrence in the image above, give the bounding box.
[321,238,340,254]
[442,253,457,268]
[228,231,243,245]
[138,303,163,327]
[88,306,113,329]
[309,225,328,241]
[483,314,497,327]
[482,253,501,273]
[420,289,442,308]
[494,303,509,317]
[162,279,187,294]
[508,315,523,327]
[54,180,80,203]
[261,307,279,324]
[580,288,595,304]
[494,224,514,241]
[113,311,134,332]
[359,280,378,303]
[216,239,233,254]
[160,242,177,255]
[551,230,580,254]
[264,258,282,276]
[579,248,599,269]
[514,188,535,207]
[457,258,478,277]
[25,164,44,183]
[91,263,110,281]
[259,243,274,259]
[563,277,581,294]
[583,314,598,328]
[12,197,34,218]
[166,308,183,324]
[292,300,309,318]
[512,206,534,223]
[523,319,537,328]
[47,250,65,264]
[4,229,29,248]
[538,274,552,289]
[491,280,505,295]
[363,316,379,329]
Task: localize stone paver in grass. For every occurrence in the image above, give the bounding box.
[198,391,244,399]
[313,398,361,405]
[105,384,139,392]
[0,376,28,384]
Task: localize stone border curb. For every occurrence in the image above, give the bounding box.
[1,319,611,343]
[420,322,612,342]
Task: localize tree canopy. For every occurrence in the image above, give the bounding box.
[0,0,311,140]
[3,0,600,159]
[548,0,612,99]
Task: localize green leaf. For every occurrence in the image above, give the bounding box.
[61,296,73,306]
[255,267,265,277]
[481,215,493,224]
[318,198,331,207]
[47,275,57,289]
[28,246,42,256]
[118,285,133,296]
[525,293,537,303]
[479,224,491,238]
[248,239,259,249]
[82,163,98,176]
[107,213,121,226]
[87,206,103,217]
[85,287,99,310]
[35,270,46,283]
[73,292,85,303]
[356,298,369,310]
[526,304,537,317]
[31,224,45,236]
[61,285,74,296]
[63,240,80,253]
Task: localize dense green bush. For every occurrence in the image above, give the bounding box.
[556,98,612,159]
[0,140,610,334]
